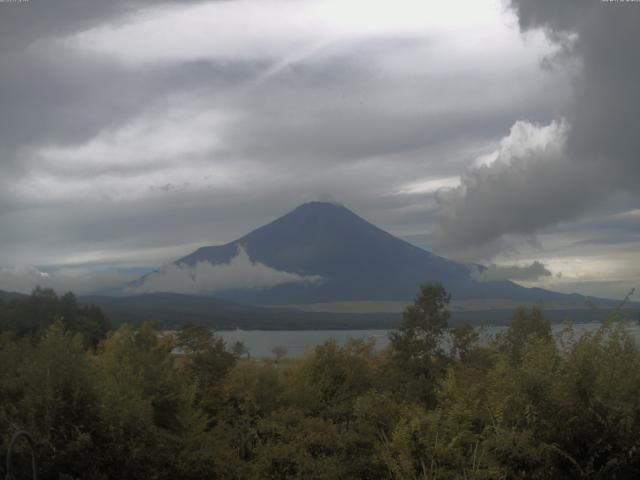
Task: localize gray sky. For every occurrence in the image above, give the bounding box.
[0,0,638,299]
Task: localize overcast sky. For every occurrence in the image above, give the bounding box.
[0,0,638,299]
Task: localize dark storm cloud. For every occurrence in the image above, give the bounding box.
[433,0,640,255]
[512,0,640,191]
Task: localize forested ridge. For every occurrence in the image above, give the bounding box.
[1,285,639,479]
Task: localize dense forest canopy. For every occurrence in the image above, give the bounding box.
[0,287,111,348]
[1,286,639,479]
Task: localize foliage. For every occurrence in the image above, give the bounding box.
[0,288,110,347]
[387,282,451,406]
[1,286,640,479]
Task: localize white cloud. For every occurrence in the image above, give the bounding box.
[394,176,461,195]
[12,99,245,203]
[472,119,569,168]
[39,105,226,170]
[60,0,506,66]
[433,119,576,257]
[127,246,322,295]
[0,266,136,295]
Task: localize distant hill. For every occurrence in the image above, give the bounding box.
[79,292,398,330]
[149,201,591,305]
[80,292,633,331]
[2,290,632,331]
[0,290,28,302]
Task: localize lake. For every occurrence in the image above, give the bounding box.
[218,321,640,358]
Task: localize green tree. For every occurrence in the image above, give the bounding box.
[92,324,198,479]
[449,323,479,361]
[175,322,237,415]
[387,282,451,405]
[499,305,552,365]
[290,338,375,423]
[0,288,110,347]
[252,408,347,480]
[0,321,102,479]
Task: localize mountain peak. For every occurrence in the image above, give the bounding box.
[286,201,352,219]
[167,202,579,305]
[175,201,468,302]
[294,201,345,210]
[249,201,377,241]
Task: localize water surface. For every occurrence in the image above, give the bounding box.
[218,321,640,358]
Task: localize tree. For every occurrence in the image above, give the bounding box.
[292,338,375,423]
[499,306,552,365]
[0,288,110,347]
[449,323,479,361]
[2,321,102,479]
[232,340,249,358]
[387,282,451,406]
[175,322,237,414]
[252,408,347,480]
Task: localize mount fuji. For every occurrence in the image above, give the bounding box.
[131,202,585,306]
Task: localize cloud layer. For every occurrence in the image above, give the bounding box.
[0,0,636,299]
[128,246,322,295]
[0,266,137,295]
[0,0,568,271]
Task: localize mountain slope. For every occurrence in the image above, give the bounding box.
[168,202,584,305]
